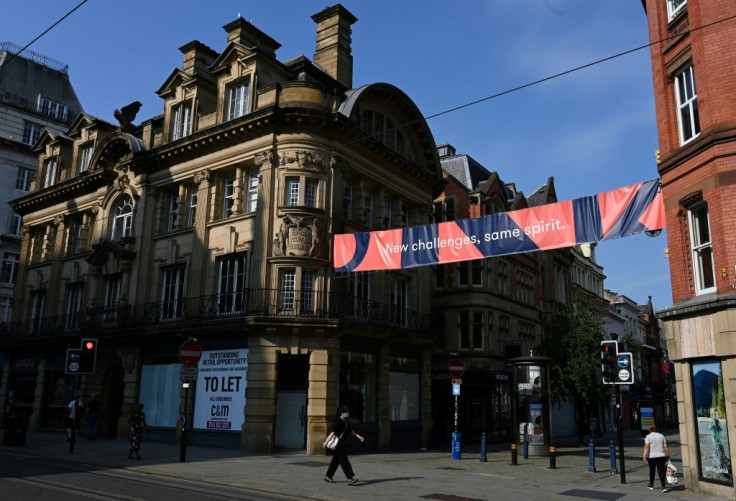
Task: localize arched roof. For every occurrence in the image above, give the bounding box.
[89,132,147,172]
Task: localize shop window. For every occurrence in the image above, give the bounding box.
[388,357,419,421]
[339,352,377,423]
[139,364,182,427]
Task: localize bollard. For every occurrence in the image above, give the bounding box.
[451,432,462,460]
[511,442,518,465]
[523,426,529,459]
[609,440,618,475]
[549,445,557,469]
[480,432,487,462]
[588,438,596,472]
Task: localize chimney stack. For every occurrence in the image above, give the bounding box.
[179,40,219,76]
[311,4,358,89]
[223,17,281,58]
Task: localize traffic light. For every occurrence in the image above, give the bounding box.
[601,340,618,384]
[78,338,98,374]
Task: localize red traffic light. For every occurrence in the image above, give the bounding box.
[84,340,96,350]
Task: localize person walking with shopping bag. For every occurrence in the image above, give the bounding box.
[323,405,364,485]
[643,424,672,492]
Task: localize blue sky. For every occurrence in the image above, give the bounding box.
[4,0,672,309]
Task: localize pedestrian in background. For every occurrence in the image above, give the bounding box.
[323,405,364,485]
[87,393,102,440]
[66,393,84,442]
[128,403,148,459]
[643,424,672,492]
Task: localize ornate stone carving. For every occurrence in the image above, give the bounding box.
[116,175,130,192]
[52,215,63,227]
[279,150,329,172]
[272,214,325,258]
[193,169,211,184]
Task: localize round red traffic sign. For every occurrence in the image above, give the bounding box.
[448,358,465,378]
[179,339,202,366]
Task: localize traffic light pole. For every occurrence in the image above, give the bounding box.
[69,374,80,454]
[616,384,626,484]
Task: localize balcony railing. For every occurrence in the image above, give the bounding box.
[0,288,431,340]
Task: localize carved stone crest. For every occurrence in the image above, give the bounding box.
[279,150,330,172]
[273,215,324,258]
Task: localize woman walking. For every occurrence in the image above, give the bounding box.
[643,424,672,492]
[128,403,148,459]
[323,405,364,485]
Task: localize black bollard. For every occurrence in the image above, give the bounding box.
[588,438,596,472]
[549,445,556,469]
[523,427,529,459]
[511,442,518,465]
[480,432,487,462]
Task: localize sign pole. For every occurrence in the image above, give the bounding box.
[180,382,189,463]
[616,384,626,484]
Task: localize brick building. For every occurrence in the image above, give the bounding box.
[644,0,736,495]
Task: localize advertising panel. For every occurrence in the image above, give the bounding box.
[193,349,248,431]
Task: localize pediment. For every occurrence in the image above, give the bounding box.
[209,43,256,75]
[32,129,72,153]
[156,69,194,99]
[67,113,115,138]
[86,239,136,265]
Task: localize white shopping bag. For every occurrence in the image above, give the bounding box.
[666,459,678,485]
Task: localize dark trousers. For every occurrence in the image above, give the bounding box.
[648,456,667,488]
[326,445,355,479]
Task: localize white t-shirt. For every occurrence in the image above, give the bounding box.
[67,399,83,419]
[645,431,667,458]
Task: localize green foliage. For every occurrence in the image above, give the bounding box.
[716,373,726,419]
[537,295,609,407]
[620,333,643,368]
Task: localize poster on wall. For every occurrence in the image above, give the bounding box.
[193,349,248,431]
[693,360,733,485]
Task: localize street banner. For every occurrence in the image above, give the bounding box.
[193,349,248,431]
[334,179,665,272]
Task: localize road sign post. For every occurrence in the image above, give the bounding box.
[179,339,202,366]
[178,339,201,463]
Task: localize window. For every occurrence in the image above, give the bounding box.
[29,227,44,262]
[349,273,371,318]
[111,195,134,240]
[42,158,58,188]
[167,190,178,232]
[300,269,316,314]
[16,167,34,191]
[279,268,296,311]
[458,261,483,287]
[674,64,700,145]
[226,80,250,120]
[305,178,317,208]
[339,352,377,423]
[433,198,455,223]
[667,0,687,20]
[188,185,198,227]
[78,143,94,173]
[223,172,236,218]
[22,121,43,146]
[361,110,372,135]
[363,184,373,229]
[459,310,484,351]
[374,112,384,142]
[66,283,84,331]
[0,297,11,323]
[388,357,419,421]
[172,102,192,140]
[391,275,408,327]
[217,254,248,314]
[103,275,122,325]
[8,211,22,237]
[499,315,510,341]
[161,266,185,320]
[246,173,258,213]
[343,174,353,220]
[555,265,567,304]
[384,194,393,229]
[1,253,19,284]
[689,202,716,294]
[286,177,300,206]
[385,119,395,148]
[517,269,535,305]
[434,265,446,289]
[497,260,510,295]
[400,202,409,227]
[66,214,84,255]
[38,97,67,120]
[29,290,46,330]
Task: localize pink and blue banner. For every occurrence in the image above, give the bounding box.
[333,179,665,273]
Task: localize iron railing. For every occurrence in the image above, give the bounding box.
[0,288,431,340]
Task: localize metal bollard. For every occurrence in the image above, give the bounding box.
[480,432,487,462]
[549,445,557,469]
[523,426,529,459]
[588,438,596,472]
[609,440,618,474]
[511,442,518,465]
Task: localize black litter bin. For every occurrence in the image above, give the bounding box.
[3,415,27,446]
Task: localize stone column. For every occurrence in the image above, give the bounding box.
[308,348,334,455]
[378,343,392,451]
[241,336,278,453]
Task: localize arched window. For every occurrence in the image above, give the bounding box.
[111,195,134,241]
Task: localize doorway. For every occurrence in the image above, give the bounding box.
[274,353,309,449]
[103,364,125,438]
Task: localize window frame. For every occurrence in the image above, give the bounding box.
[172,101,192,140]
[8,211,22,237]
[226,79,250,121]
[246,172,258,213]
[674,64,700,145]
[667,0,687,21]
[217,253,248,314]
[111,195,134,241]
[458,310,485,351]
[160,265,186,320]
[0,252,19,285]
[16,167,34,191]
[222,172,236,218]
[78,143,94,173]
[42,157,58,188]
[103,274,122,325]
[688,202,716,295]
[343,174,353,220]
[66,282,84,331]
[22,121,43,146]
[188,184,198,227]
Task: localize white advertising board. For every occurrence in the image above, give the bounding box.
[193,348,248,431]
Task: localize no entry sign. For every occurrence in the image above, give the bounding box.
[179,339,202,366]
[448,359,465,378]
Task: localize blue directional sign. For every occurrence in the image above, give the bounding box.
[618,355,630,369]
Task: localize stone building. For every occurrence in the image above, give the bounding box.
[644,0,736,496]
[0,5,443,454]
